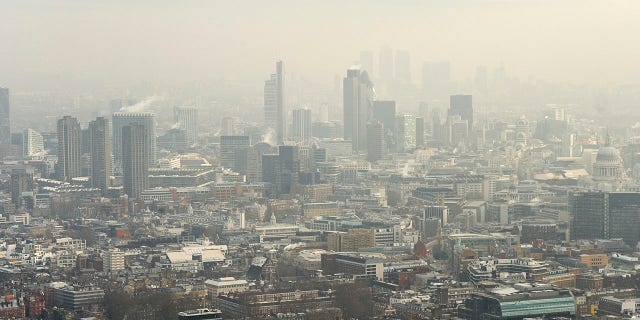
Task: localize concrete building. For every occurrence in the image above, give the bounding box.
[327,228,374,252]
[112,112,156,173]
[291,108,312,142]
[122,123,149,199]
[102,248,125,272]
[56,116,82,182]
[88,117,112,194]
[22,128,44,157]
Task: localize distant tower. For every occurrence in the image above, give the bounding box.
[416,117,425,148]
[343,67,375,152]
[0,88,9,158]
[448,95,473,129]
[395,114,416,153]
[264,61,285,144]
[367,121,385,163]
[291,109,312,142]
[56,116,82,181]
[23,128,44,157]
[174,106,198,145]
[372,100,396,152]
[515,116,530,148]
[112,112,156,174]
[122,123,149,199]
[89,117,112,194]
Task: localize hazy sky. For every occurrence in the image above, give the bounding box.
[2,0,640,91]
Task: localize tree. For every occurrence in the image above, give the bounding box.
[334,282,375,319]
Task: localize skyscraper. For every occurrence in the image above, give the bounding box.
[56,116,82,182]
[395,114,416,153]
[0,88,9,158]
[416,117,425,148]
[23,128,45,157]
[448,95,473,129]
[291,109,312,142]
[122,124,149,199]
[11,168,33,207]
[89,117,112,194]
[367,121,384,163]
[372,100,396,152]
[343,67,374,152]
[264,61,285,144]
[174,106,198,145]
[112,112,156,174]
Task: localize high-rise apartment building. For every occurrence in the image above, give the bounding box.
[88,117,112,194]
[122,124,149,199]
[112,112,156,173]
[343,67,374,152]
[291,108,312,142]
[56,116,82,182]
[264,61,285,144]
[174,106,198,145]
[0,88,10,158]
[23,128,44,157]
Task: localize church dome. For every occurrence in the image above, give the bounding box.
[596,146,621,162]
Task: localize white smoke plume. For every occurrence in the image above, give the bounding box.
[261,128,276,146]
[119,95,163,113]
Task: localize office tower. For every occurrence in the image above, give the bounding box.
[264,61,285,144]
[378,46,394,82]
[174,106,198,145]
[416,117,425,148]
[246,142,276,183]
[372,100,396,152]
[447,116,469,146]
[291,109,312,142]
[112,112,156,173]
[343,67,374,152]
[422,61,451,101]
[367,121,385,163]
[0,87,9,157]
[89,117,112,194]
[56,116,82,182]
[395,114,416,152]
[122,124,149,199]
[449,95,473,129]
[222,117,235,136]
[359,50,374,76]
[278,145,300,194]
[23,128,45,157]
[220,136,250,172]
[11,168,33,206]
[570,191,640,245]
[395,50,411,82]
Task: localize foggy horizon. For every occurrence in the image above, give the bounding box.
[3,0,640,92]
